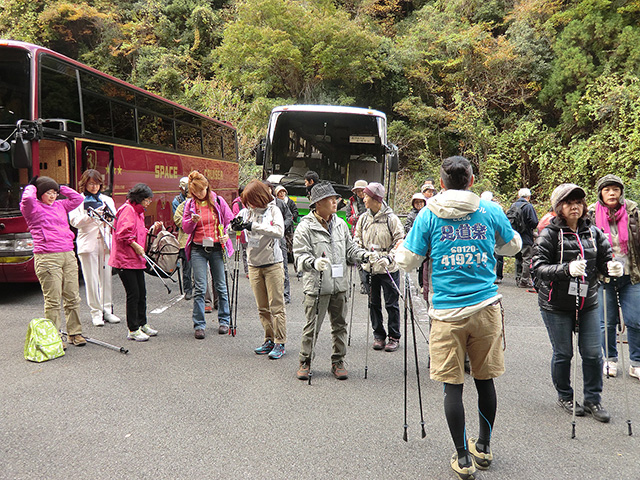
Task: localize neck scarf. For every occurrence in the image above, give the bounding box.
[84,192,103,211]
[595,201,628,254]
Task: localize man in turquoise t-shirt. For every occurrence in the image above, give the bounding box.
[396,156,522,480]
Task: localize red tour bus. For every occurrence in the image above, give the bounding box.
[0,40,239,282]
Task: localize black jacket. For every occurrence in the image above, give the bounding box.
[513,198,539,246]
[404,207,420,234]
[532,216,612,312]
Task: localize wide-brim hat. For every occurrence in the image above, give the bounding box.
[309,181,340,207]
[274,185,287,196]
[352,179,368,192]
[550,183,586,210]
[421,182,436,193]
[411,193,426,206]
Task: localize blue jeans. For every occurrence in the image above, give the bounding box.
[540,308,603,404]
[598,276,640,367]
[191,245,230,330]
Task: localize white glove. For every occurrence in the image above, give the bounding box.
[568,259,587,278]
[607,260,624,277]
[313,257,331,272]
[376,255,391,268]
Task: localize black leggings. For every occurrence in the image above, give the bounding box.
[117,268,147,332]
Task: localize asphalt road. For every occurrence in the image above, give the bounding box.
[1,262,638,480]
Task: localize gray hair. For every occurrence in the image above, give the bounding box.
[518,188,531,198]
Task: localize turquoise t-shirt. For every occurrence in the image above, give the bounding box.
[404,198,515,309]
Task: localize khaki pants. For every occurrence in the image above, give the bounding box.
[34,251,83,335]
[299,292,348,364]
[249,263,287,344]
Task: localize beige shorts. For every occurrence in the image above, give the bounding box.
[429,304,505,384]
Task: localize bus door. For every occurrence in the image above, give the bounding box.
[81,143,114,194]
[38,139,73,187]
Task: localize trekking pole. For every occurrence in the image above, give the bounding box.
[603,279,611,378]
[219,225,233,334]
[347,264,356,346]
[144,254,173,294]
[403,273,409,442]
[308,254,325,386]
[613,279,633,436]
[364,252,376,379]
[406,272,427,439]
[61,331,128,354]
[571,275,580,439]
[230,233,241,336]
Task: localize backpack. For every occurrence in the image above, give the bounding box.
[24,318,65,362]
[506,202,526,233]
[145,229,180,278]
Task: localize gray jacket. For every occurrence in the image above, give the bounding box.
[354,203,405,274]
[293,212,367,295]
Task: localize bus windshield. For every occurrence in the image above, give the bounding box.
[0,47,30,215]
[263,106,390,203]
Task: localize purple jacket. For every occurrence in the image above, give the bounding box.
[20,184,83,254]
[182,192,234,260]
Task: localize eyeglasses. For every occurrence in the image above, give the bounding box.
[86,182,101,187]
[142,198,152,206]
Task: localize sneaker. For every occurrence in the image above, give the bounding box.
[297,362,310,380]
[494,277,502,285]
[68,334,87,346]
[255,340,275,355]
[205,306,213,313]
[128,329,149,342]
[194,329,205,340]
[332,361,348,380]
[450,453,477,480]
[92,314,105,327]
[373,338,386,350]
[518,280,534,288]
[385,337,399,352]
[630,366,640,380]
[184,291,193,300]
[557,398,585,416]
[468,438,492,470]
[103,312,121,324]
[603,361,618,377]
[268,343,286,359]
[141,324,158,336]
[218,324,229,335]
[583,401,611,423]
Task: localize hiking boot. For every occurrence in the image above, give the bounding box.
[630,366,640,380]
[297,362,310,380]
[128,329,149,342]
[218,324,229,335]
[373,338,386,350]
[268,343,285,359]
[103,312,121,324]
[332,361,348,380]
[205,306,213,314]
[603,361,617,377]
[385,337,399,352]
[141,324,158,336]
[194,329,205,340]
[68,334,87,346]
[184,291,193,300]
[92,314,105,327]
[450,453,477,480]
[255,340,275,355]
[518,280,534,288]
[557,398,584,416]
[468,438,492,470]
[583,401,611,423]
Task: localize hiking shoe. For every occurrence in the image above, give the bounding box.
[184,291,193,300]
[205,306,213,313]
[584,401,611,423]
[630,366,640,380]
[68,334,87,346]
[103,312,121,324]
[557,398,584,416]
[518,280,534,288]
[385,337,399,352]
[450,453,477,480]
[141,324,158,336]
[268,343,286,359]
[373,338,386,350]
[332,361,348,380]
[218,324,229,335]
[255,340,275,355]
[468,438,492,470]
[128,329,149,342]
[92,314,105,327]
[194,329,205,340]
[603,361,617,377]
[297,362,310,380]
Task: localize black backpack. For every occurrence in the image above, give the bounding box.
[506,202,526,233]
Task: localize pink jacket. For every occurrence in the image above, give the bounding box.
[109,200,148,270]
[20,184,83,254]
[182,192,234,261]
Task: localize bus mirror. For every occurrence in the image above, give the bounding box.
[11,134,32,169]
[387,144,399,172]
[255,140,265,166]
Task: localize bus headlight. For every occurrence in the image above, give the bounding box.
[0,233,34,254]
[15,233,34,252]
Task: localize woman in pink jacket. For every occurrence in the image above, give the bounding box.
[110,183,162,342]
[20,176,86,348]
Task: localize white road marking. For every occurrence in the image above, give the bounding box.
[150,294,185,314]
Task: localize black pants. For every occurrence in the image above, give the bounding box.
[369,271,401,340]
[117,268,147,332]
